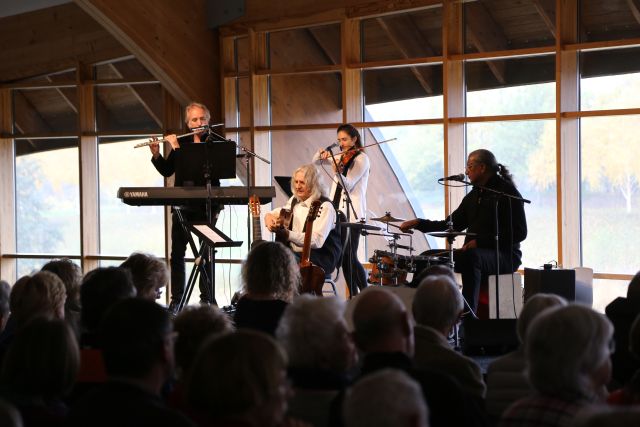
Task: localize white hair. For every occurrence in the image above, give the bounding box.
[276,295,350,370]
[184,101,211,124]
[291,164,326,202]
[526,304,613,401]
[516,293,567,343]
[412,275,463,332]
[344,369,429,427]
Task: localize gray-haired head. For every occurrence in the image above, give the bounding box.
[516,293,567,343]
[291,164,326,202]
[526,304,613,401]
[344,369,429,427]
[276,294,355,373]
[412,275,463,335]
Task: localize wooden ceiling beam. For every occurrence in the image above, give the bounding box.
[75,0,220,117]
[107,63,162,127]
[627,0,640,25]
[0,3,128,82]
[465,2,507,84]
[531,0,557,38]
[376,15,435,95]
[13,91,54,135]
[307,27,341,65]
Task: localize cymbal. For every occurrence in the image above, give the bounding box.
[340,222,381,231]
[371,213,406,223]
[428,231,477,238]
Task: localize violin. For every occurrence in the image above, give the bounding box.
[337,147,360,173]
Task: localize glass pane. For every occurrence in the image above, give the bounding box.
[237,37,250,74]
[593,278,629,313]
[15,142,80,255]
[580,49,640,111]
[580,0,640,43]
[96,84,163,132]
[13,88,78,134]
[581,116,640,274]
[270,73,342,126]
[180,262,242,308]
[94,58,154,80]
[464,0,555,53]
[467,120,558,268]
[362,7,443,62]
[17,259,55,278]
[239,77,251,128]
[466,55,555,116]
[98,137,165,256]
[364,65,443,120]
[269,24,341,69]
[362,125,442,255]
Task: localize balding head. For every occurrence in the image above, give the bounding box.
[412,275,463,335]
[352,288,413,355]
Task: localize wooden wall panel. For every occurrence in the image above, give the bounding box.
[75,0,220,116]
[0,89,16,282]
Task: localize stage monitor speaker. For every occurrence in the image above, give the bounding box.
[206,0,245,28]
[461,318,518,356]
[524,268,576,302]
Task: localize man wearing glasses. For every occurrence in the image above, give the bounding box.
[400,149,528,314]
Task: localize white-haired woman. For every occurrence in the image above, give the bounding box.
[233,241,300,336]
[500,304,614,427]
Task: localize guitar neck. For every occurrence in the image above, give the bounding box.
[300,218,314,268]
[252,215,262,242]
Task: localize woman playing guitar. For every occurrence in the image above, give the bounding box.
[314,124,370,296]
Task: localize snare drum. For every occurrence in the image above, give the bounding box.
[368,250,409,286]
[408,251,452,287]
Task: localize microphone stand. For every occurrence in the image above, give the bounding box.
[453,177,530,319]
[207,128,270,251]
[326,146,360,298]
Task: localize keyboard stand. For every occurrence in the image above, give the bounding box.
[173,208,242,313]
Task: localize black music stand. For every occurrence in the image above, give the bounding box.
[173,140,237,313]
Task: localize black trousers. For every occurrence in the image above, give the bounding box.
[170,206,219,303]
[453,247,519,313]
[341,228,367,295]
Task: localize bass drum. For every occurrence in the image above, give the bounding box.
[407,251,451,287]
[367,250,409,287]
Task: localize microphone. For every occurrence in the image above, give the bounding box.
[439,173,465,182]
[324,142,339,151]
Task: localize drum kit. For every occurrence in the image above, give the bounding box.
[343,212,475,287]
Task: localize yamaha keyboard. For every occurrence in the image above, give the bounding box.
[118,186,275,206]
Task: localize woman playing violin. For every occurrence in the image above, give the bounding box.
[313,124,370,295]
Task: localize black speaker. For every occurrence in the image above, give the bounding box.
[524,268,576,302]
[461,318,518,356]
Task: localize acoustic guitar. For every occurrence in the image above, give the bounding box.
[249,194,265,250]
[299,200,326,296]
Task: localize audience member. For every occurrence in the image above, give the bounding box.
[0,399,23,427]
[120,252,169,302]
[412,274,486,399]
[186,330,294,427]
[343,287,485,427]
[0,281,10,333]
[79,267,136,348]
[234,241,299,335]
[173,305,234,378]
[608,314,640,405]
[0,272,66,363]
[606,271,640,387]
[0,318,79,427]
[343,368,429,427]
[276,295,356,427]
[570,405,640,427]
[41,258,82,336]
[486,293,567,419]
[500,304,614,427]
[67,298,194,427]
